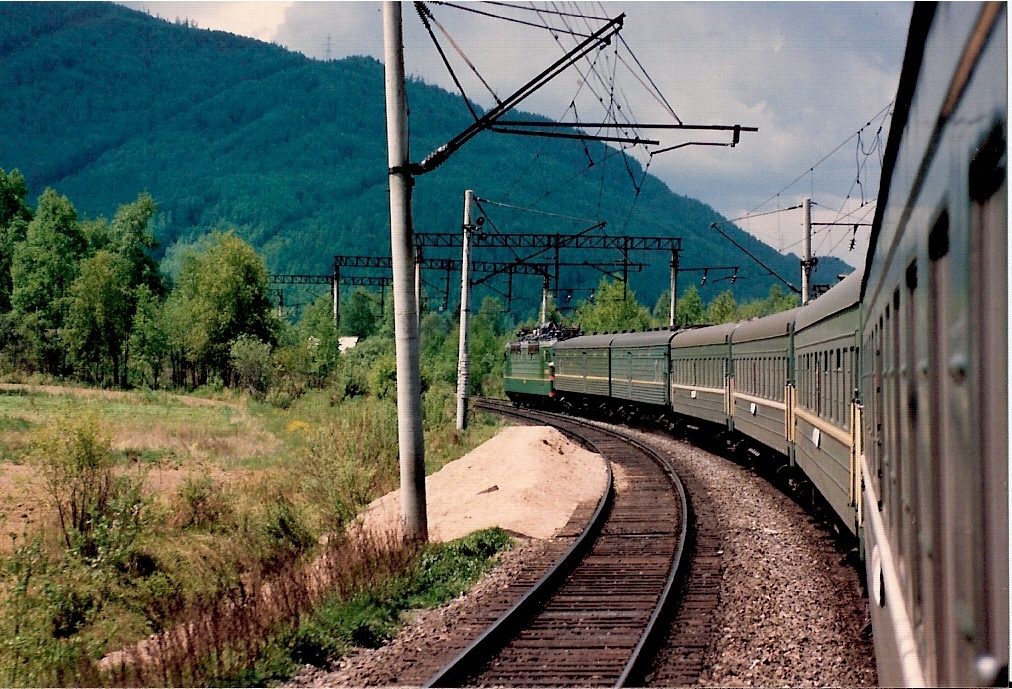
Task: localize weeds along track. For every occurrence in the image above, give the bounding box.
[426,399,688,687]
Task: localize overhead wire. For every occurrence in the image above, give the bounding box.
[432,1,598,35]
[744,101,894,215]
[418,0,690,288]
[414,2,482,119]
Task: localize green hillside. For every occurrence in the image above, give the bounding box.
[0,1,850,315]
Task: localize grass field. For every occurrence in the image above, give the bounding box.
[0,382,503,686]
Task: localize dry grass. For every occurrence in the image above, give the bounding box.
[98,526,413,687]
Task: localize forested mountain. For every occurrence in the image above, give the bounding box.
[0,1,850,314]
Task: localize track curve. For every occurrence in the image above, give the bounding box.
[426,399,689,688]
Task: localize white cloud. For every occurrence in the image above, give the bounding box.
[124,1,294,42]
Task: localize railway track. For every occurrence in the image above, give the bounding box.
[425,399,689,687]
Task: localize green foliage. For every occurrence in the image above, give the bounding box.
[702,284,800,324]
[294,293,341,386]
[256,497,315,572]
[9,189,86,372]
[176,473,230,530]
[229,334,273,400]
[468,296,509,397]
[706,290,738,324]
[298,397,398,530]
[164,231,278,385]
[419,311,456,388]
[29,414,114,552]
[336,334,395,400]
[573,277,652,334]
[127,284,168,388]
[677,285,706,325]
[341,288,380,338]
[62,250,132,384]
[367,355,398,401]
[0,168,32,314]
[404,527,513,607]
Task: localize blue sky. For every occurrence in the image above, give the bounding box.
[123,2,912,268]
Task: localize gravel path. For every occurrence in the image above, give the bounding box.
[286,425,877,687]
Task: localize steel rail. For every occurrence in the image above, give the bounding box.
[424,400,615,687]
[425,398,690,687]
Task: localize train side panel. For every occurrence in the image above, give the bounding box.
[609,331,677,407]
[555,334,615,398]
[503,341,554,399]
[668,323,737,428]
[860,4,1007,685]
[729,309,797,457]
[793,273,862,534]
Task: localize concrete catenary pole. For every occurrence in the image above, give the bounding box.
[331,261,340,330]
[382,1,427,541]
[669,248,679,328]
[415,245,423,326]
[455,189,474,431]
[540,274,549,324]
[802,197,812,304]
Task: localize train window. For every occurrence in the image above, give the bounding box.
[805,353,810,410]
[824,351,829,419]
[883,303,895,534]
[816,352,822,416]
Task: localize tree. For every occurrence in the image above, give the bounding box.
[229,334,273,399]
[341,288,379,338]
[676,285,705,326]
[10,189,87,372]
[294,292,341,385]
[762,284,799,314]
[468,296,508,396]
[63,250,132,385]
[163,231,277,385]
[572,277,652,334]
[652,289,672,326]
[107,193,161,295]
[0,168,32,313]
[705,290,738,324]
[128,284,168,388]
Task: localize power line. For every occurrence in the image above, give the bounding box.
[745,102,894,215]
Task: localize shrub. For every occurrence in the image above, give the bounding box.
[176,473,229,530]
[29,414,141,557]
[256,497,314,573]
[367,355,397,400]
[229,334,273,400]
[299,398,398,531]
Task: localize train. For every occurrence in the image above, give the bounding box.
[501,3,1007,686]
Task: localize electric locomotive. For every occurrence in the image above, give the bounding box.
[503,321,580,407]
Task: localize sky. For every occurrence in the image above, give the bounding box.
[122,1,913,270]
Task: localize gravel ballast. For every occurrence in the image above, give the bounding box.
[623,427,878,687]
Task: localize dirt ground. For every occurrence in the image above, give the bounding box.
[359,425,607,542]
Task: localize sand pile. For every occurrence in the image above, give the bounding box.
[360,425,607,542]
